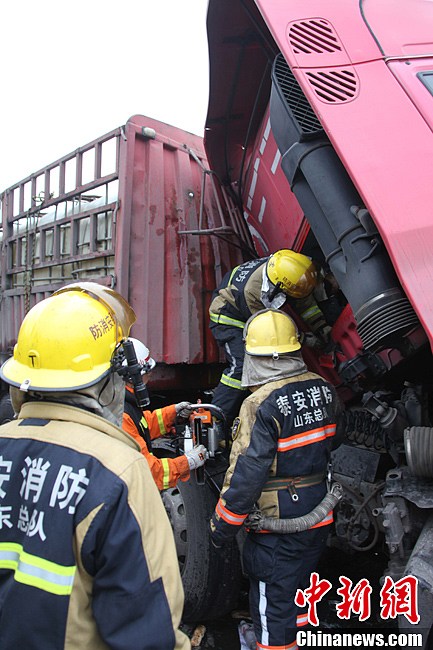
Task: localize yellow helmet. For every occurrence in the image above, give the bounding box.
[0,282,136,392]
[266,249,317,299]
[244,309,300,357]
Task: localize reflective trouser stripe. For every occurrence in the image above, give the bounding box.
[259,580,269,648]
[0,542,76,596]
[220,373,243,390]
[209,312,246,329]
[257,581,298,647]
[161,458,170,490]
[297,612,308,627]
[155,409,165,435]
[257,642,298,649]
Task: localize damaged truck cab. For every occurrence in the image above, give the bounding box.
[204,0,433,638]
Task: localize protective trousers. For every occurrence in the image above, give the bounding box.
[243,526,328,649]
[210,324,249,425]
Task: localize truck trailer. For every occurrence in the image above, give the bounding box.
[0,115,250,621]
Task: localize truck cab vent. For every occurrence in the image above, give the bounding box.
[288,19,342,54]
[273,54,322,135]
[305,69,358,103]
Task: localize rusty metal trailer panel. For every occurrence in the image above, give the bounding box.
[0,114,251,393]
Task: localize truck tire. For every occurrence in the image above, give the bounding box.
[0,394,14,424]
[162,475,242,622]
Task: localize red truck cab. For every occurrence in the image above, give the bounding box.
[205,0,433,640]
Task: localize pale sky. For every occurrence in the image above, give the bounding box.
[0,0,210,193]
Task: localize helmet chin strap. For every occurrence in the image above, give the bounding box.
[268,281,283,302]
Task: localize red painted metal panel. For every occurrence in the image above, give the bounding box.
[0,115,247,391]
[240,108,305,257]
[253,0,433,347]
[115,115,245,374]
[204,0,308,261]
[205,0,433,350]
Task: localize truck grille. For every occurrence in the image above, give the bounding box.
[273,54,322,135]
[288,19,342,55]
[305,69,358,103]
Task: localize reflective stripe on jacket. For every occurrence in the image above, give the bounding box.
[0,401,189,650]
[211,372,337,545]
[122,409,190,491]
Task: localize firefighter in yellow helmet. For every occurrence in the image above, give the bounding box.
[210,309,340,650]
[209,249,331,424]
[0,282,189,650]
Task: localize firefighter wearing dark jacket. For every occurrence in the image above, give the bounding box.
[0,282,189,650]
[210,309,339,650]
[209,249,331,425]
[121,338,207,491]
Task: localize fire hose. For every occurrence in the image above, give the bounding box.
[244,482,343,533]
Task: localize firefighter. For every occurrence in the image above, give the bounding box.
[210,309,340,650]
[0,282,190,650]
[209,249,331,425]
[121,338,207,490]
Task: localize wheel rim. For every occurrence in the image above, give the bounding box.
[162,486,188,573]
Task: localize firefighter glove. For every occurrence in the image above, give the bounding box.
[186,444,208,470]
[175,401,194,419]
[302,332,322,351]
